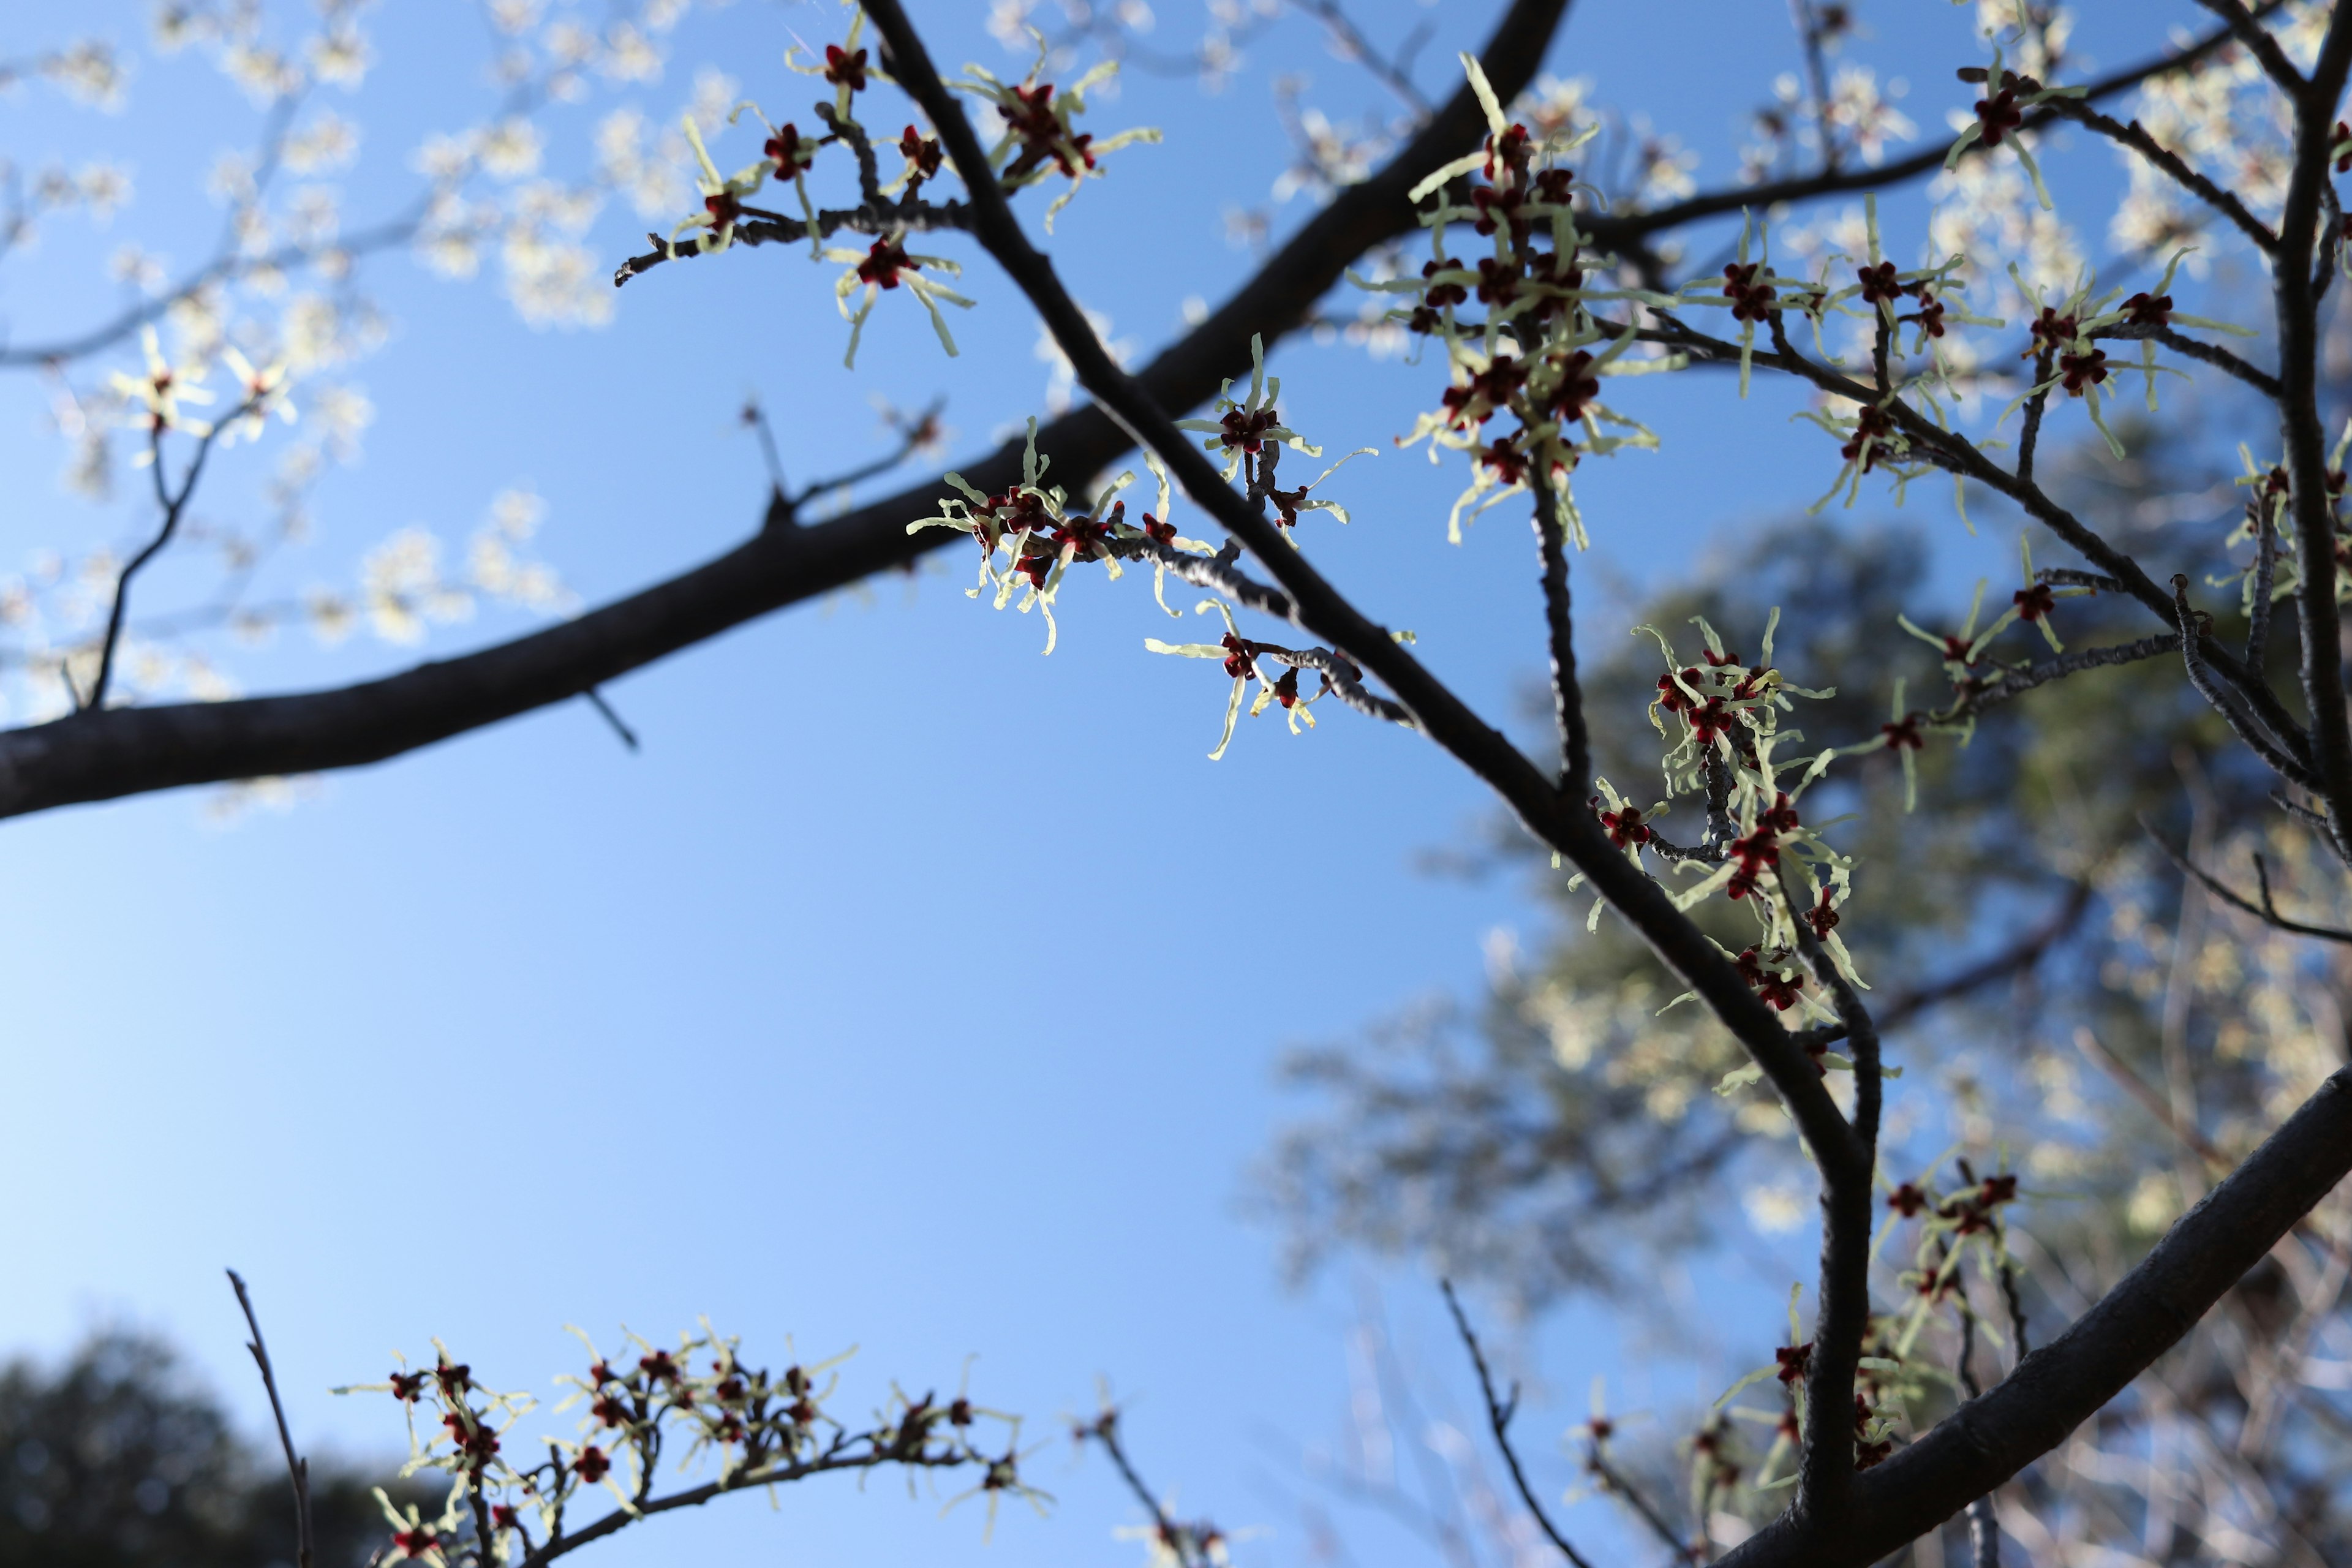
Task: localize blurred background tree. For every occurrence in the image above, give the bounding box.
[0,1331,424,1568]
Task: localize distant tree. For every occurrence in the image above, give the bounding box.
[0,1330,420,1568]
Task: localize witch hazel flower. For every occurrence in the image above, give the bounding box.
[1174,332,1322,482]
[1944,48,2086,211]
[218,346,295,443]
[826,230,974,367]
[1264,445,1378,533]
[1145,597,1326,760]
[1373,54,1671,547]
[1898,576,1993,682]
[785,7,886,125]
[111,325,215,443]
[954,40,1160,230]
[909,421,1195,651]
[671,114,771,255]
[2073,247,2251,413]
[732,102,826,253]
[1964,532,2090,655]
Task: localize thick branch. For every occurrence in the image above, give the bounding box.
[2272,8,2352,858]
[867,0,1866,1193]
[0,0,1575,821]
[1717,1065,2352,1568]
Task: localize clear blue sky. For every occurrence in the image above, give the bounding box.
[0,2,2235,1564]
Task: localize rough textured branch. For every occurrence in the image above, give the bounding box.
[0,0,1575,821]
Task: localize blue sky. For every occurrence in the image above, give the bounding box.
[0,2,2249,1564]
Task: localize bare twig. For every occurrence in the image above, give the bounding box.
[1439,1281,1598,1568]
[1874,880,2097,1030]
[1789,0,1841,173]
[2172,575,2322,791]
[1292,0,1436,118]
[2043,98,2278,252]
[2192,0,2308,92]
[1584,1443,1689,1559]
[2073,1024,2233,1170]
[1934,634,2182,725]
[2139,814,2352,946]
[582,687,639,752]
[227,1270,314,1568]
[2090,322,2281,401]
[2271,8,2352,860]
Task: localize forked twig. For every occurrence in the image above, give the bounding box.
[228,1268,314,1568]
[1439,1280,1597,1568]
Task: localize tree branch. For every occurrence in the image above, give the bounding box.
[1716,1065,2352,1568]
[1440,1281,1597,1568]
[0,0,1577,820]
[2140,815,2352,946]
[867,0,1866,1204]
[227,1269,314,1568]
[2090,322,2280,401]
[2271,7,2352,860]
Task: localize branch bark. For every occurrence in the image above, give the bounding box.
[1717,1065,2352,1568]
[0,0,1574,821]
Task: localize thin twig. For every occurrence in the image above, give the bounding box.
[1789,0,1841,174]
[2139,814,2352,945]
[1439,1281,1598,1568]
[2073,1025,2233,1169]
[2044,98,2277,252]
[1585,1444,1689,1559]
[227,1270,314,1568]
[1077,1408,1223,1568]
[2090,322,2281,400]
[2192,0,2307,92]
[1291,0,1435,118]
[1874,880,2097,1029]
[582,687,639,752]
[2173,575,2323,790]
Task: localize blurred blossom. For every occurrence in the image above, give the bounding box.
[545,21,597,68]
[1512,74,1596,145]
[596,109,688,219]
[307,28,373,89]
[305,383,374,460]
[221,43,301,105]
[1035,307,1133,413]
[73,162,132,222]
[42,42,127,110]
[206,151,257,205]
[687,67,739,133]
[601,22,662,83]
[1823,64,1912,166]
[412,134,473,183]
[361,529,472,644]
[1634,132,1697,207]
[478,119,546,180]
[284,111,361,174]
[284,187,341,249]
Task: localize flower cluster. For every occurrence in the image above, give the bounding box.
[2219,421,2352,614]
[340,1323,1037,1566]
[955,41,1161,229]
[1360,55,1671,544]
[911,421,1212,654]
